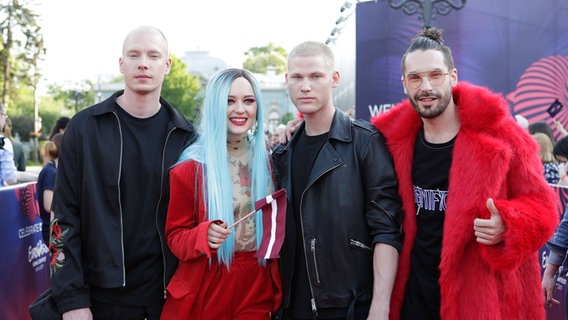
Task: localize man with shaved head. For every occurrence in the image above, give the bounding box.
[47,25,196,320]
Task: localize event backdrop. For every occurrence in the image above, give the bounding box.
[0,183,50,320]
[355,0,568,139]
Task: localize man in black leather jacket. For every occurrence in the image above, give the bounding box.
[48,26,196,320]
[272,41,403,320]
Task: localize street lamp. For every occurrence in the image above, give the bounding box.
[378,0,467,28]
[71,90,82,114]
[340,0,354,12]
[326,1,356,46]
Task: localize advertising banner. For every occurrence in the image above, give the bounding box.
[355,0,568,136]
[0,183,50,320]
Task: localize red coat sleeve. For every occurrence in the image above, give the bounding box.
[166,161,217,260]
[479,131,559,270]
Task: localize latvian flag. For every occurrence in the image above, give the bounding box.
[255,189,287,259]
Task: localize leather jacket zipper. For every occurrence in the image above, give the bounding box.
[311,298,318,319]
[310,238,321,284]
[349,238,373,251]
[299,198,319,318]
[298,161,341,318]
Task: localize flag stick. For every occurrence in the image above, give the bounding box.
[227,208,257,229]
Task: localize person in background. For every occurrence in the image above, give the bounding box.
[542,206,568,307]
[533,132,560,184]
[161,68,281,319]
[554,135,568,186]
[37,133,62,245]
[49,116,70,140]
[48,25,196,320]
[554,135,568,163]
[544,135,568,306]
[529,120,556,144]
[272,40,403,319]
[371,27,558,319]
[4,118,26,171]
[554,119,568,138]
[0,103,17,186]
[270,124,286,149]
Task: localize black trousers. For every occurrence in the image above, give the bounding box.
[90,300,162,320]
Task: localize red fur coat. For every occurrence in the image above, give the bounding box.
[371,82,559,320]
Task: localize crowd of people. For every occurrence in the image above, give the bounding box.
[4,24,565,320]
[0,113,69,186]
[519,119,568,186]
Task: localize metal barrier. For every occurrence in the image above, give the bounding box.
[0,182,566,319]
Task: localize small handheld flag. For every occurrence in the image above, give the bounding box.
[254,189,286,259]
[547,98,563,118]
[227,189,287,259]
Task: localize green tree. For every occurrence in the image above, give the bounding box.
[0,0,45,109]
[280,111,295,125]
[47,81,94,114]
[243,43,287,74]
[9,84,35,140]
[37,92,72,138]
[162,55,202,122]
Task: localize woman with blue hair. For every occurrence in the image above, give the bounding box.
[161,68,282,319]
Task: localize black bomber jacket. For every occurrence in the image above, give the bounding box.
[51,91,196,313]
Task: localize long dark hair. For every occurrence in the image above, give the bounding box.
[401,27,455,74]
[49,117,70,139]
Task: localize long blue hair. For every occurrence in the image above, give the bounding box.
[176,68,272,266]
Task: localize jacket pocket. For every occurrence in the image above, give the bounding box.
[165,261,205,301]
[166,275,192,299]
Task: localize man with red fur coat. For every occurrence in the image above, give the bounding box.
[371,27,558,319]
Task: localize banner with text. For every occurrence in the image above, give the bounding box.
[0,183,50,320]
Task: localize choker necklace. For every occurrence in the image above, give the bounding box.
[227,135,248,157]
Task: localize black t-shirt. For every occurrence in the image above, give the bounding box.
[91,103,169,307]
[401,129,455,320]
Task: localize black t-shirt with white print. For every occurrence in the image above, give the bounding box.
[401,129,455,320]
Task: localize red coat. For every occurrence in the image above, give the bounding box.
[161,161,282,319]
[371,82,559,320]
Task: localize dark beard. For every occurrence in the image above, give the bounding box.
[409,89,452,119]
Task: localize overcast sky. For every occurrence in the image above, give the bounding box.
[34,0,347,88]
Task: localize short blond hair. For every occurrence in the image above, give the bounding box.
[288,41,335,69]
